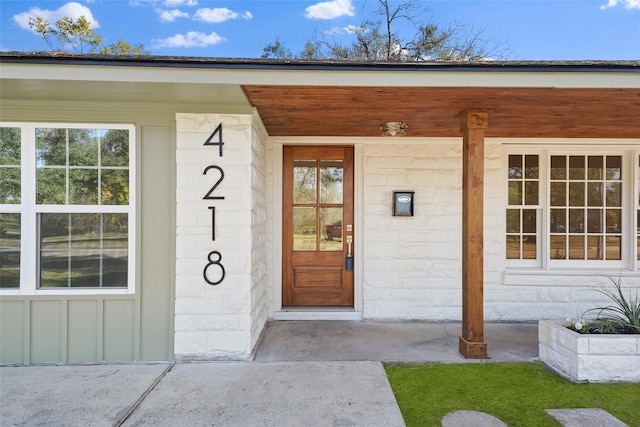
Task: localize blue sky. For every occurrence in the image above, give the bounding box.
[1,0,638,60]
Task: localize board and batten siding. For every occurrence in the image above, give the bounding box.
[0,102,177,364]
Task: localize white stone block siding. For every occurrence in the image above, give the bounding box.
[539,320,640,383]
[175,113,268,359]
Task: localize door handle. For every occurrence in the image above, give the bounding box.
[346,235,353,271]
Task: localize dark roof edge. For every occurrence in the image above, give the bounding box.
[1,51,639,72]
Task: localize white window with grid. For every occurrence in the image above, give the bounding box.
[0,123,135,295]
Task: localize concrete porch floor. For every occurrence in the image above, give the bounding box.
[254,321,540,363]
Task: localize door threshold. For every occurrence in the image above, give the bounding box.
[273,309,362,321]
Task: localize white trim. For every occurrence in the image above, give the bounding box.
[272,143,283,313]
[3,63,639,89]
[273,310,363,321]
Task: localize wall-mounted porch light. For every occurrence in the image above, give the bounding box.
[380,122,407,136]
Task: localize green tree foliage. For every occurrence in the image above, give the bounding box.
[28,15,149,55]
[263,0,507,61]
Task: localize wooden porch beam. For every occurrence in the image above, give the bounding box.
[459,111,488,359]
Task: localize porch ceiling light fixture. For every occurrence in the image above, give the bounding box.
[380,121,407,136]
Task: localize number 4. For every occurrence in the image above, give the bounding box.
[204,123,224,157]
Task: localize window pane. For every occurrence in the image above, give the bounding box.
[0,127,21,205]
[102,169,130,205]
[0,168,21,204]
[550,156,566,180]
[39,213,128,288]
[605,236,621,261]
[68,131,99,166]
[569,156,585,180]
[606,156,622,180]
[508,181,522,205]
[587,209,602,233]
[588,156,603,180]
[37,168,66,204]
[36,128,67,166]
[524,155,538,179]
[550,235,566,259]
[69,169,99,205]
[320,160,343,204]
[550,209,566,233]
[550,182,566,206]
[506,209,520,233]
[508,155,522,179]
[506,235,520,259]
[293,160,316,204]
[569,209,584,233]
[101,129,129,167]
[522,209,536,234]
[524,182,538,205]
[606,182,621,207]
[569,182,584,206]
[587,182,603,207]
[0,213,20,288]
[587,236,603,260]
[320,207,343,251]
[522,236,536,259]
[569,235,584,259]
[606,209,621,233]
[293,207,316,251]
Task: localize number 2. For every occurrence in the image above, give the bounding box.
[203,165,225,200]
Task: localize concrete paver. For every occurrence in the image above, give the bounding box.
[122,361,403,427]
[0,364,169,427]
[546,408,630,427]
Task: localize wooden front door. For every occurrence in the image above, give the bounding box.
[283,146,354,307]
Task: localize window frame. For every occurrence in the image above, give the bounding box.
[505,145,638,272]
[0,122,136,296]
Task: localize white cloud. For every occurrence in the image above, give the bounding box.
[193,7,252,23]
[152,31,225,48]
[164,0,197,6]
[601,0,640,9]
[156,8,189,22]
[305,0,355,20]
[13,2,100,31]
[326,24,360,35]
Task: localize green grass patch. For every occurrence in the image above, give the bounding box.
[385,362,640,427]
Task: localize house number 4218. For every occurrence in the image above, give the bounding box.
[202,124,226,286]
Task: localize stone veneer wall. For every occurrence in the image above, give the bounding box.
[175,113,268,360]
[539,320,640,383]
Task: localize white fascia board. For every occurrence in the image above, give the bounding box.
[1,62,639,89]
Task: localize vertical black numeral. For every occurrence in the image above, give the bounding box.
[203,165,225,200]
[203,251,225,286]
[209,206,216,241]
[203,123,224,157]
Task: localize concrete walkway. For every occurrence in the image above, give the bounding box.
[1,321,621,427]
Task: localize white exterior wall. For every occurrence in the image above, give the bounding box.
[175,113,268,360]
[264,138,638,323]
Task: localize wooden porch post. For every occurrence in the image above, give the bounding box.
[459,111,488,359]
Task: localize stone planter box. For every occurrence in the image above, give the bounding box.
[538,320,640,383]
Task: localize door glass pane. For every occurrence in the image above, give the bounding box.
[0,213,20,288]
[320,207,343,251]
[293,160,316,204]
[293,207,316,251]
[320,160,343,204]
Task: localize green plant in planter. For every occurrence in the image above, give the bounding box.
[579,278,640,334]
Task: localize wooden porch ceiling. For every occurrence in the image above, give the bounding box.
[242,86,640,139]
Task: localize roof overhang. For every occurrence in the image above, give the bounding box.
[1,53,639,138]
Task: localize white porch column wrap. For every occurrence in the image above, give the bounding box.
[175,113,268,360]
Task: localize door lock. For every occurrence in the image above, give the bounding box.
[346,224,353,232]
